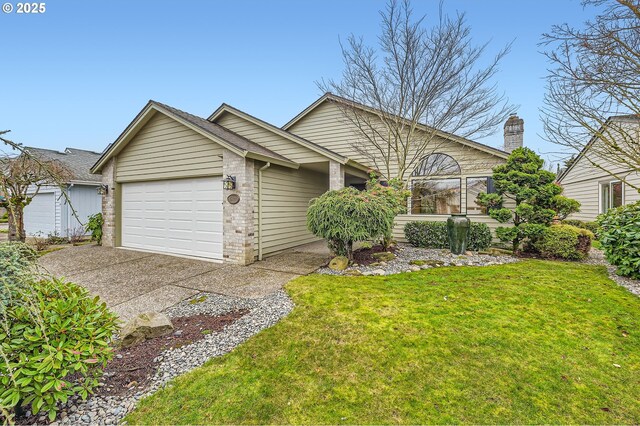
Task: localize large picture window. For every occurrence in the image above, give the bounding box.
[411,179,461,214]
[466,177,489,215]
[412,153,461,177]
[601,181,624,213]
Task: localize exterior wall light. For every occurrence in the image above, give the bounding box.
[97,184,108,195]
[223,175,236,191]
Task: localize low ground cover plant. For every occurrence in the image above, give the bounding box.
[404,221,492,251]
[0,242,118,422]
[597,201,640,279]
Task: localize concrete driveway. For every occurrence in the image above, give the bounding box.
[38,242,329,321]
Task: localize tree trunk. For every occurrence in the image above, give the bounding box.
[7,206,26,242]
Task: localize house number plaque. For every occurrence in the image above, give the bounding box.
[227,194,240,205]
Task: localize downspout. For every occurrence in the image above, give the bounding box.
[258,162,271,261]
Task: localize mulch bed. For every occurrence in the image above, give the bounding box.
[352,244,397,266]
[98,310,248,396]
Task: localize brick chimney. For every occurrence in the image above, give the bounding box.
[503,114,524,153]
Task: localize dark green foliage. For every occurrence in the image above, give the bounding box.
[404,221,492,251]
[85,213,103,245]
[476,147,580,252]
[307,187,399,258]
[561,219,601,237]
[0,242,118,421]
[535,225,593,260]
[467,222,493,251]
[597,201,640,279]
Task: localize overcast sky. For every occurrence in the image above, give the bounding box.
[0,0,596,165]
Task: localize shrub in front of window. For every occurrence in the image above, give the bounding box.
[597,201,640,279]
[404,221,492,251]
[0,243,118,422]
[534,224,593,260]
[475,147,580,252]
[307,187,397,259]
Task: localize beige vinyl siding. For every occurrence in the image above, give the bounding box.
[116,112,223,182]
[256,164,328,257]
[287,100,505,177]
[560,143,640,221]
[215,111,327,164]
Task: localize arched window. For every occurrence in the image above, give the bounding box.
[411,153,461,177]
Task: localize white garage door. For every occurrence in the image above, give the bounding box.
[121,177,223,260]
[24,192,56,236]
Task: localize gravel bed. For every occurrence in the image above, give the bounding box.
[583,249,640,296]
[22,291,293,426]
[318,244,518,276]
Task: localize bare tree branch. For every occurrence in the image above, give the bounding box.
[319,0,514,183]
[541,0,640,190]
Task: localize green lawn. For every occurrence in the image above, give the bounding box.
[127,260,640,424]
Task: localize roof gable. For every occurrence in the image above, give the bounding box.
[208,104,348,164]
[92,101,298,173]
[283,93,510,161]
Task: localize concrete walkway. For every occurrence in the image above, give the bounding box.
[38,242,329,321]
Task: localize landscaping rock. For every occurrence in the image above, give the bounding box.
[318,244,519,277]
[120,312,173,347]
[372,252,396,262]
[328,256,349,271]
[371,269,386,276]
[410,265,421,272]
[344,269,363,276]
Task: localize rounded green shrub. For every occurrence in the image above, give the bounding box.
[561,219,601,238]
[535,224,593,260]
[307,187,396,258]
[597,201,640,279]
[404,221,492,251]
[0,270,118,421]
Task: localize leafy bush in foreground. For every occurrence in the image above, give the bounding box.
[561,219,601,238]
[404,221,492,251]
[0,243,118,422]
[597,201,640,279]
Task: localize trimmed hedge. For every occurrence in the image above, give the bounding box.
[404,221,492,251]
[561,219,600,237]
[597,201,640,279]
[535,224,593,260]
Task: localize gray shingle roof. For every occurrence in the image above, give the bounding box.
[25,147,102,183]
[151,101,292,163]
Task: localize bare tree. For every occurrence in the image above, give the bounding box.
[319,0,514,183]
[541,0,640,190]
[0,131,72,242]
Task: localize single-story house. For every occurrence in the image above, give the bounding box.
[91,94,520,264]
[557,115,640,221]
[24,147,102,237]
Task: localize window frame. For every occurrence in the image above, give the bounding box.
[600,180,625,214]
[411,153,461,177]
[465,176,491,215]
[410,177,462,215]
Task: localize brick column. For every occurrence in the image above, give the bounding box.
[101,158,116,247]
[329,160,345,190]
[222,150,255,265]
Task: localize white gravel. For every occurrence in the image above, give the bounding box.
[317,244,518,276]
[24,291,294,426]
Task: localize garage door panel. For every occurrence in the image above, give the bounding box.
[121,177,223,260]
[24,193,57,236]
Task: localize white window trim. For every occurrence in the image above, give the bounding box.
[599,180,625,214]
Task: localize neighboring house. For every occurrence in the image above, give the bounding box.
[24,148,102,237]
[557,115,640,221]
[92,94,520,264]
